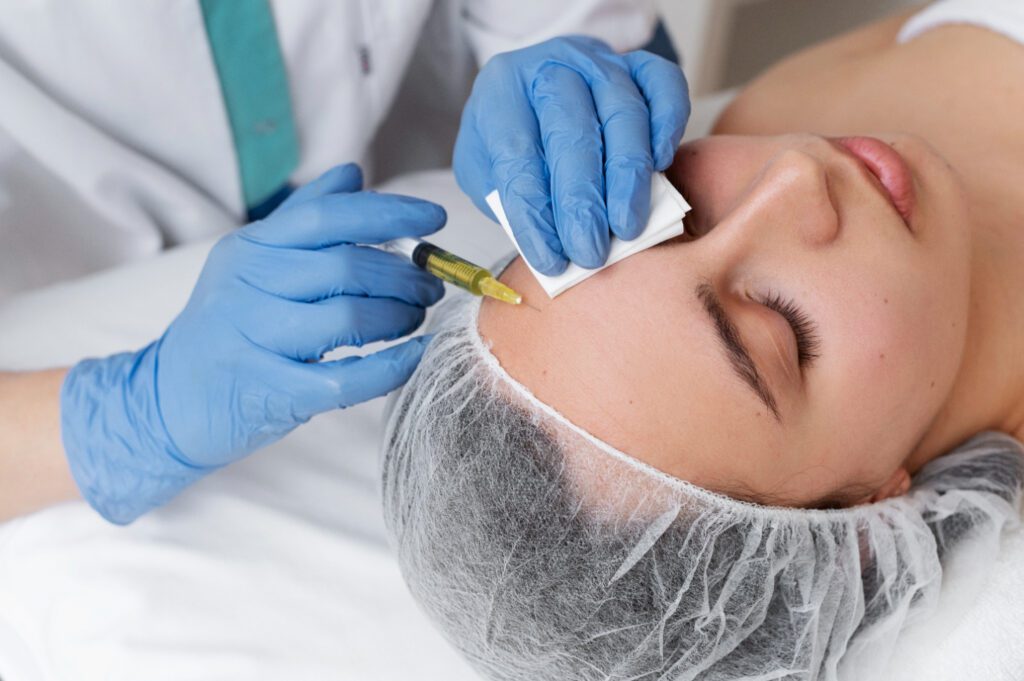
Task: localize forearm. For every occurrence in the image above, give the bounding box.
[0,368,79,521]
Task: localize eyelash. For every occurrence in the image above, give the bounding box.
[758,291,822,368]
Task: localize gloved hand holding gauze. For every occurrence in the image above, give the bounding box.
[486,173,690,297]
[61,164,445,525]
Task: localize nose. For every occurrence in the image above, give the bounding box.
[706,146,841,257]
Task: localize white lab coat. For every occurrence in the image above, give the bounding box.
[0,0,656,297]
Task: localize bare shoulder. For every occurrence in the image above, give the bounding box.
[712,10,918,135]
[714,12,1024,163]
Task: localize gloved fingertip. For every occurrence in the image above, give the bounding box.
[275,163,365,211]
[404,306,429,336]
[607,165,651,240]
[515,222,567,276]
[653,114,688,170]
[404,199,447,234]
[430,281,447,305]
[479,201,498,223]
[384,334,432,369]
[573,243,609,270]
[425,203,448,231]
[330,163,364,191]
[611,203,644,241]
[653,142,676,171]
[570,211,611,269]
[523,245,569,276]
[325,337,430,408]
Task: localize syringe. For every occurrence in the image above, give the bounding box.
[380,238,523,305]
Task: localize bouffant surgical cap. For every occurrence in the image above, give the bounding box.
[381,291,1023,681]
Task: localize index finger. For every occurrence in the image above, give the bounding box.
[623,51,690,170]
[475,63,568,276]
[531,63,610,269]
[241,192,448,248]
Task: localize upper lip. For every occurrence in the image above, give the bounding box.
[830,136,916,230]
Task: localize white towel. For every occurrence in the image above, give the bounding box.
[884,523,1024,681]
[898,0,1024,48]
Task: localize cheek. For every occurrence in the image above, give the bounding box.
[822,279,965,453]
[880,265,968,397]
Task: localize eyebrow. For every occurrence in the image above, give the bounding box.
[696,282,781,421]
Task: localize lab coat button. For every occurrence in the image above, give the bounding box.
[359,45,372,75]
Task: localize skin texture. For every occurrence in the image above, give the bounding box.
[0,369,75,519]
[480,18,1024,508]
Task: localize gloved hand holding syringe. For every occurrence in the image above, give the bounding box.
[58,164,454,525]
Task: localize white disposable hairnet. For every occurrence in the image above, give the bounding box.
[381,290,1023,681]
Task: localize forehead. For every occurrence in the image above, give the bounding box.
[478,248,789,494]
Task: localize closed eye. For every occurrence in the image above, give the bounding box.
[697,282,780,420]
[758,291,821,369]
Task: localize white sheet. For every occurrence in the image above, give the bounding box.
[883,528,1024,681]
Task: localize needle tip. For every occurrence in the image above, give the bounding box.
[480,277,523,306]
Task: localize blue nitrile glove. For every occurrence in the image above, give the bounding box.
[454,36,690,275]
[60,164,446,525]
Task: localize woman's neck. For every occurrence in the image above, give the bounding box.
[715,16,1024,462]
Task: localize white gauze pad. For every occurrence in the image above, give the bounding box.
[485,173,690,298]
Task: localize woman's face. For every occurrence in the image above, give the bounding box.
[479,133,973,507]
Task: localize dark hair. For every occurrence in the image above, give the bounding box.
[721,479,879,511]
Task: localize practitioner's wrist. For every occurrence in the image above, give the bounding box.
[60,341,209,525]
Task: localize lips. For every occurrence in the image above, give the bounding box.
[832,136,915,228]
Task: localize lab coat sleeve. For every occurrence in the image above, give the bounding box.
[460,0,658,65]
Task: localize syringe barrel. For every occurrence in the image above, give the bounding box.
[413,243,489,295]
